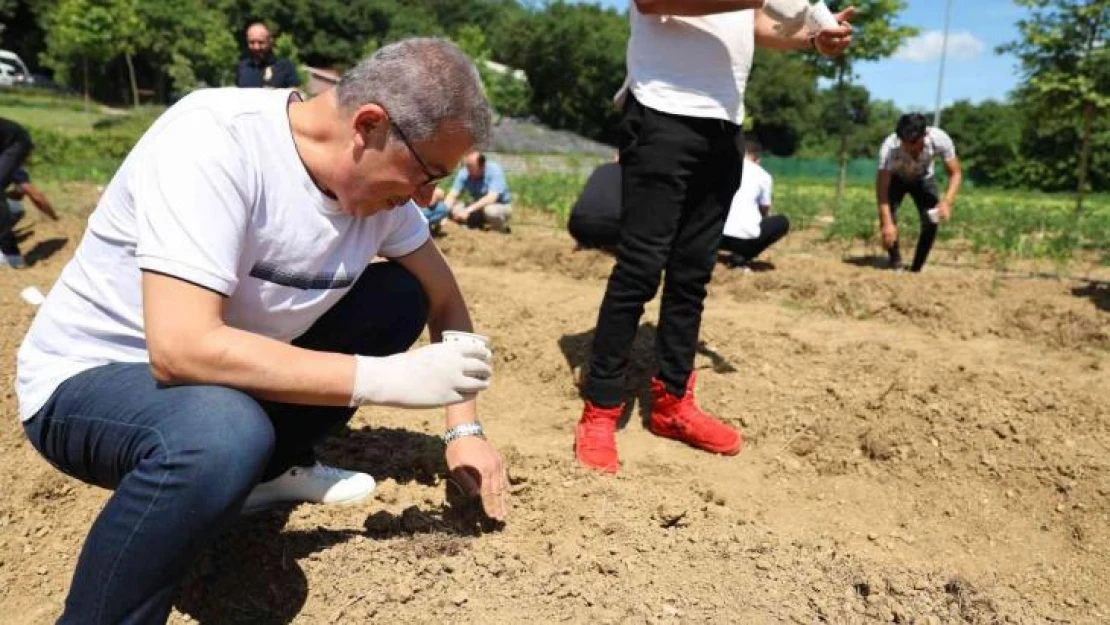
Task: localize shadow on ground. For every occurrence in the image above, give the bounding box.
[175,427,502,624]
[558,323,738,429]
[1072,281,1109,313]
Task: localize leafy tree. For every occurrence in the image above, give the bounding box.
[816,0,917,202]
[1001,0,1109,211]
[41,0,119,103]
[745,48,819,155]
[941,100,1024,188]
[495,2,628,143]
[453,24,531,120]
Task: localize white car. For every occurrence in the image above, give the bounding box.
[0,50,34,87]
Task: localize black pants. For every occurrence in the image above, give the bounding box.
[720,214,790,263]
[0,201,25,256]
[0,138,31,257]
[569,213,621,251]
[888,176,939,272]
[584,96,742,406]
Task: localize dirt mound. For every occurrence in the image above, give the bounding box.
[0,204,1107,624]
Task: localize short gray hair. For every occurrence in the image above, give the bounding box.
[336,38,491,148]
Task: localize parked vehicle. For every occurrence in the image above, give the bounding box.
[0,50,34,87]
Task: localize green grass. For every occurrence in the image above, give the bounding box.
[7,90,1107,267]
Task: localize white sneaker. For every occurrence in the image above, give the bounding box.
[242,462,375,514]
[2,254,26,269]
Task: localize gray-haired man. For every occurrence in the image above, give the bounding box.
[17,38,508,623]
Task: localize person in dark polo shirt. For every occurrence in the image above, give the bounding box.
[236,22,301,89]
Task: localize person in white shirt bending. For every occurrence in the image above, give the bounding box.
[574,0,855,474]
[16,38,508,624]
[720,140,790,270]
[876,112,963,272]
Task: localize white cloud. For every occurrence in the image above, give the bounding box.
[895,30,987,63]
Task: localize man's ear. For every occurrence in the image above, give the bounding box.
[351,103,389,149]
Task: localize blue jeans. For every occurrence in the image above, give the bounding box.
[422,202,451,228]
[22,262,428,624]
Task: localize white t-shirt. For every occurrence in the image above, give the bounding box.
[724,159,773,240]
[621,7,755,125]
[878,127,957,180]
[15,88,429,421]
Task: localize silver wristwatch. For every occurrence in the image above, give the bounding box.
[443,421,485,444]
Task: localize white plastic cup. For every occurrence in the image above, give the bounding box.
[441,330,491,351]
[807,1,839,33]
[441,331,492,389]
[927,208,941,224]
[20,286,46,306]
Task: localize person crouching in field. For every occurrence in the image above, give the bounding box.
[720,140,789,271]
[876,112,963,272]
[15,39,509,624]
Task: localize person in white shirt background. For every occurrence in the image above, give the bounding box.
[720,139,790,270]
[15,38,508,624]
[876,112,963,272]
[574,0,855,474]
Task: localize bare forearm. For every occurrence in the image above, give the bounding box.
[465,192,500,215]
[754,11,810,49]
[152,326,356,406]
[876,174,893,225]
[944,171,962,205]
[635,0,763,16]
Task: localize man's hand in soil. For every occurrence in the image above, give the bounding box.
[446,435,509,521]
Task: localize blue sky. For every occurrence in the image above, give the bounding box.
[582,0,1029,110]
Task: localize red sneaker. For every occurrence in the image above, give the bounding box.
[649,373,742,455]
[575,400,623,474]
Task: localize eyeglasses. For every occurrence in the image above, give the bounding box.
[390,119,449,189]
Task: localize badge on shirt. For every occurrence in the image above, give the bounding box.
[263,66,273,84]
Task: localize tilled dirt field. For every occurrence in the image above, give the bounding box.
[0,189,1107,624]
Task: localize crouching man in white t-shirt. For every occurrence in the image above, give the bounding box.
[721,140,790,270]
[15,38,508,624]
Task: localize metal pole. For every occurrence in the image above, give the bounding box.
[933,0,954,127]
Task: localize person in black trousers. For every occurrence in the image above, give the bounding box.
[0,118,57,267]
[574,1,855,474]
[568,160,622,253]
[876,113,963,272]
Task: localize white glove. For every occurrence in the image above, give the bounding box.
[761,0,812,36]
[350,341,493,408]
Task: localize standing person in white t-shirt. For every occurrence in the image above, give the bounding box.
[721,140,790,270]
[15,39,509,624]
[876,112,963,272]
[574,0,856,474]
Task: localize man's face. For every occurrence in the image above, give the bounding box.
[900,136,926,157]
[246,25,272,62]
[334,110,469,218]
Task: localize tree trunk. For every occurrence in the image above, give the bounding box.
[125,52,140,108]
[835,67,849,205]
[1075,99,1093,215]
[82,56,89,112]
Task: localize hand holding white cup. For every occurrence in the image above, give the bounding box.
[807,1,839,33]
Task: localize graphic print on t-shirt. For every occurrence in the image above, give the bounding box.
[249,261,355,290]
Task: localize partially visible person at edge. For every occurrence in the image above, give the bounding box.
[426,150,513,233]
[568,156,623,253]
[574,0,855,474]
[236,21,302,89]
[0,117,58,268]
[16,38,508,624]
[876,112,962,272]
[720,139,790,271]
